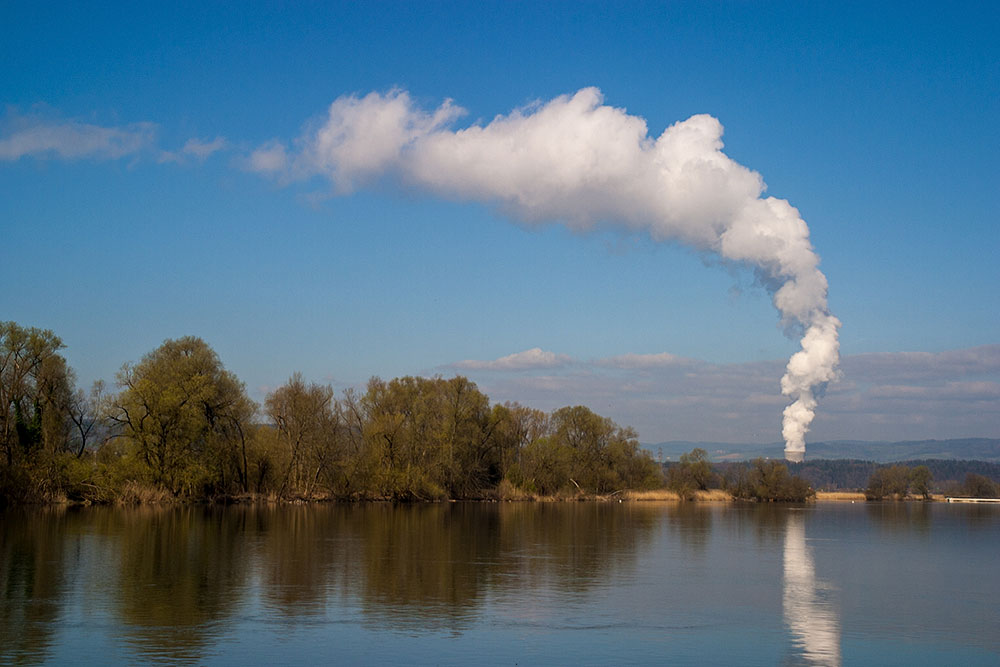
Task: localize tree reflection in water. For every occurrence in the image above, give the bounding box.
[113,507,252,663]
[257,504,361,615]
[0,502,659,660]
[0,507,75,664]
[340,502,658,632]
[17,502,996,665]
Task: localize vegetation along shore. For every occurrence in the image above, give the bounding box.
[2,322,997,506]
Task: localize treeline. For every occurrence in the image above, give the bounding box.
[696,458,1000,500]
[863,463,1000,500]
[1,323,662,504]
[781,459,1000,493]
[665,449,814,502]
[864,464,934,500]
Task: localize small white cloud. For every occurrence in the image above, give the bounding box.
[451,347,572,371]
[248,140,289,173]
[182,136,227,159]
[159,136,229,164]
[0,110,157,161]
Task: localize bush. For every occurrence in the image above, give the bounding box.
[963,473,999,498]
[667,448,714,500]
[727,459,814,502]
[866,465,916,500]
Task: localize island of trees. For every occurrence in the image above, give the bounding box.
[2,322,670,504]
[9,321,995,506]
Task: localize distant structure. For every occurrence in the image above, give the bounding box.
[785,449,804,463]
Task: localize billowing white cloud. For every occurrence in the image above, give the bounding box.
[451,347,572,371]
[0,110,156,161]
[252,87,840,458]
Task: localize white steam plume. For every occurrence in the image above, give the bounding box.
[254,87,840,459]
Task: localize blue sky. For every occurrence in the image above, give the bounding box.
[2,1,998,445]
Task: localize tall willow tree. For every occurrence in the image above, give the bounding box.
[0,322,70,467]
[112,337,256,496]
[356,376,501,500]
[265,373,341,498]
[515,405,660,495]
[0,322,73,500]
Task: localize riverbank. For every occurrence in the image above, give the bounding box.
[814,491,955,502]
[7,488,969,508]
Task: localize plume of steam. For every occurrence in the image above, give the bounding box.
[253,87,840,459]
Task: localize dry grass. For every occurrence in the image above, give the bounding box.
[815,491,866,502]
[624,489,682,501]
[694,489,732,501]
[494,479,537,501]
[623,489,733,502]
[116,481,176,505]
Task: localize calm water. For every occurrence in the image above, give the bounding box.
[1,502,997,666]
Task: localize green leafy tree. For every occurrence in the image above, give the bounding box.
[0,323,78,502]
[245,423,280,494]
[266,373,342,498]
[549,406,616,492]
[490,401,548,487]
[521,406,657,495]
[1,323,68,467]
[438,376,501,496]
[353,375,499,499]
[111,336,255,496]
[517,435,573,495]
[357,376,436,499]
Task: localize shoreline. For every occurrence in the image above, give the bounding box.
[4,490,969,509]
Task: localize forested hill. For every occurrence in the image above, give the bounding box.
[784,459,1000,492]
[647,438,1000,463]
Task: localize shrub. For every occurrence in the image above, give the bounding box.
[727,459,814,502]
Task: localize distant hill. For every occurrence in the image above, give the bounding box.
[786,459,1000,491]
[645,438,1000,463]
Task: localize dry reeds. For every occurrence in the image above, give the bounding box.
[623,489,683,501]
[115,481,175,505]
[814,491,866,502]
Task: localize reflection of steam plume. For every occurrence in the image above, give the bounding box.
[252,88,840,458]
[783,512,840,665]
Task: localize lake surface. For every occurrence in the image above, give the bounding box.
[1,501,997,666]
